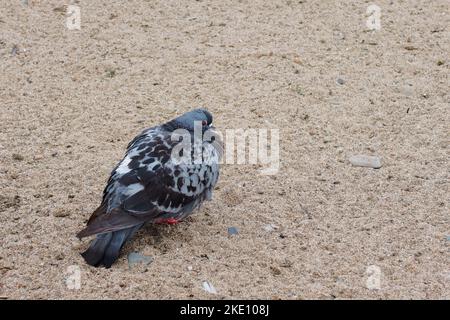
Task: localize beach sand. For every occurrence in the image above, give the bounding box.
[0,0,448,299]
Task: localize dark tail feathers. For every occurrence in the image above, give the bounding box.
[81,224,143,268]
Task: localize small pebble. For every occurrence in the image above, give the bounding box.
[202,281,217,294]
[270,266,282,275]
[12,154,24,161]
[55,253,65,260]
[11,45,18,56]
[227,227,238,235]
[280,259,293,268]
[336,78,345,85]
[127,252,153,268]
[263,224,279,232]
[334,31,345,40]
[187,265,193,271]
[53,209,70,217]
[349,155,382,169]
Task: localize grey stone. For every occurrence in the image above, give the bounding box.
[349,155,382,169]
[127,252,153,268]
[202,281,217,294]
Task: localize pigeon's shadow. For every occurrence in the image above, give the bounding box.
[123,217,195,253]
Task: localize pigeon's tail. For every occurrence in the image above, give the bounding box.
[81,224,143,268]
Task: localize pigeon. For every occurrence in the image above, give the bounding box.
[77,108,221,268]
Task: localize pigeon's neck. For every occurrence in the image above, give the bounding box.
[163,119,197,133]
[163,120,184,132]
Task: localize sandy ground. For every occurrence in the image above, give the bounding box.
[0,0,449,299]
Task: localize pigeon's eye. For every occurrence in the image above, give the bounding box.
[202,120,208,126]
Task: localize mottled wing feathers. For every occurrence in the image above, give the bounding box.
[77,208,154,238]
[125,127,154,150]
[87,201,107,225]
[79,126,220,238]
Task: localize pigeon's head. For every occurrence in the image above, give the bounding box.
[166,108,213,132]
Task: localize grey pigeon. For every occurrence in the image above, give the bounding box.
[77,109,221,268]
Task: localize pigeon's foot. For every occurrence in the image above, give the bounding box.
[155,217,179,225]
[165,218,179,225]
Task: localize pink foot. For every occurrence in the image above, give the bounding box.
[166,218,179,225]
[155,217,179,225]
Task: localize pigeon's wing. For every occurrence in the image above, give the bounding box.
[78,128,220,238]
[77,207,149,238]
[118,134,220,215]
[125,127,156,151]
